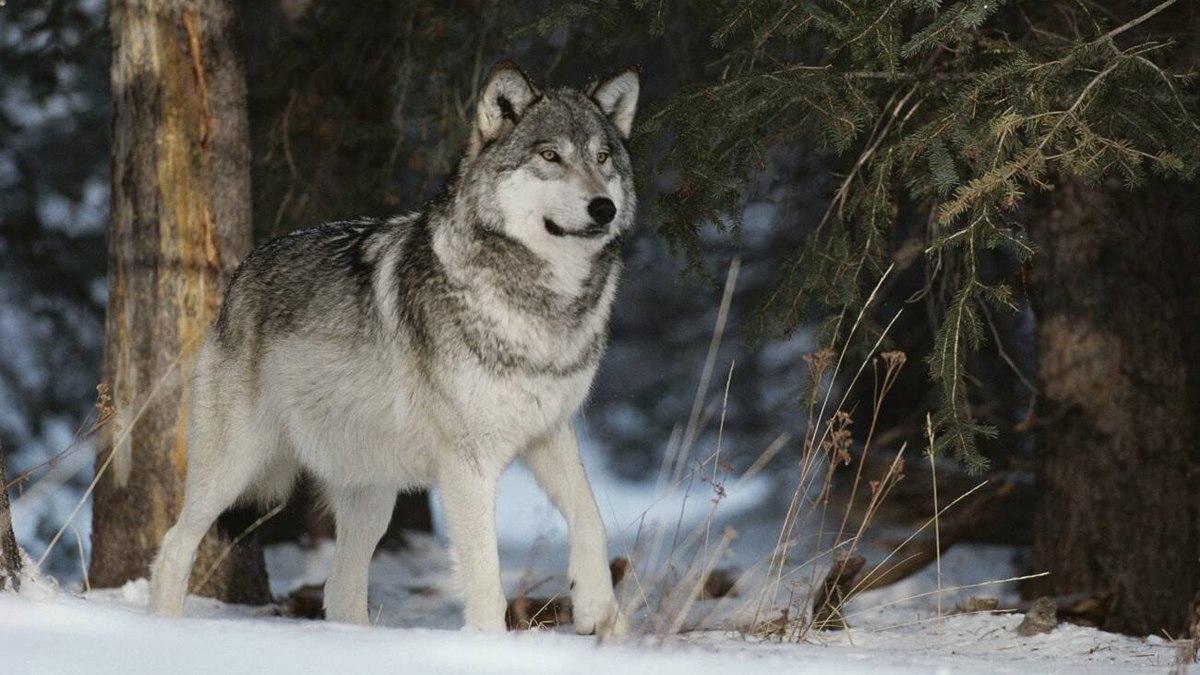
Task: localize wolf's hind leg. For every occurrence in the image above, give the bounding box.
[524,423,625,636]
[149,427,263,617]
[324,484,395,625]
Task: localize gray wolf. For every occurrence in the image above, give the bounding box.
[148,61,639,635]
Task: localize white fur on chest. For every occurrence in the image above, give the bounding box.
[433,359,597,465]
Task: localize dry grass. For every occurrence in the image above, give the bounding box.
[604,259,1030,643]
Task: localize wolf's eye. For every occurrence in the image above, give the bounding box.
[596,151,609,164]
[540,149,560,162]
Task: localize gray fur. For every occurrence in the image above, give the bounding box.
[149,62,639,635]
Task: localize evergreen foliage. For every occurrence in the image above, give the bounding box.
[559,0,1200,471]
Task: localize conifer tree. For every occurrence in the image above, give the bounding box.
[541,0,1199,635]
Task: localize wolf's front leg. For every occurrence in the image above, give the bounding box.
[525,423,625,636]
[439,460,508,631]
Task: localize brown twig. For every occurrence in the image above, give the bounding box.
[1096,0,1177,45]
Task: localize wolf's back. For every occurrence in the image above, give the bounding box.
[210,218,405,354]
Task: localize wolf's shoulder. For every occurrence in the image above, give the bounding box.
[230,214,420,272]
[264,214,418,252]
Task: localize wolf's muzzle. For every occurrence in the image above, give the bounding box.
[544,217,608,239]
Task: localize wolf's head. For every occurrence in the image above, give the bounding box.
[456,62,640,252]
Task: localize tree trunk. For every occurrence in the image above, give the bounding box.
[90,0,268,605]
[0,447,21,592]
[1025,177,1200,636]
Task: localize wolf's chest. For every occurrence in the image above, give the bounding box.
[437,361,595,450]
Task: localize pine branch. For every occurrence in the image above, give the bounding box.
[626,0,1200,467]
[1096,0,1177,45]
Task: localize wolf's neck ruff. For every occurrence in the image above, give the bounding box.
[458,218,623,319]
[415,208,620,378]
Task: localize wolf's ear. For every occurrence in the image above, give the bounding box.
[476,61,540,145]
[587,68,640,139]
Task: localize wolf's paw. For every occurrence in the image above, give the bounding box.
[461,616,509,632]
[462,593,510,632]
[573,590,626,637]
[148,585,185,618]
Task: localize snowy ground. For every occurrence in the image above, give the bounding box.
[3,437,1190,674]
[3,560,1184,675]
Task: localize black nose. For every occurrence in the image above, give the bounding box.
[588,197,616,225]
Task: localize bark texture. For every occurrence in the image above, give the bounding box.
[1026,177,1200,636]
[0,448,21,592]
[91,0,268,604]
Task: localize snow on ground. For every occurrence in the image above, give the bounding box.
[1,571,1183,675]
[2,436,1189,674]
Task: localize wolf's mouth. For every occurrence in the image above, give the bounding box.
[544,218,607,239]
